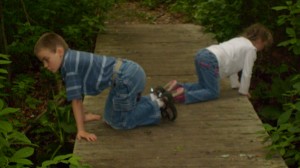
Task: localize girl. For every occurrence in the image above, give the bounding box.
[163,23,273,104]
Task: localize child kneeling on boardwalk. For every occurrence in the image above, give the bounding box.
[34,32,177,142]
[162,23,273,104]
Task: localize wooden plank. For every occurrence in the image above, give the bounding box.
[73,24,287,168]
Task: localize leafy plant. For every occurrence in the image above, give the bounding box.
[25,96,42,110]
[38,154,90,168]
[11,74,35,107]
[0,53,36,167]
[140,0,173,9]
[4,0,116,74]
[263,75,300,167]
[0,54,11,98]
[0,98,35,168]
[27,88,76,166]
[273,1,300,55]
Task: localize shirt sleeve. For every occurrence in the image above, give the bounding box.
[239,50,256,94]
[64,72,83,101]
[229,73,240,89]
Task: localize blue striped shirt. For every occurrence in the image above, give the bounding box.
[60,49,115,101]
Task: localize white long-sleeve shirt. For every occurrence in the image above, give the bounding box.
[206,37,257,94]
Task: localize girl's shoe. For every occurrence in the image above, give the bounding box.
[160,92,177,121]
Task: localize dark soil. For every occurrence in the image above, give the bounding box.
[106,2,188,24]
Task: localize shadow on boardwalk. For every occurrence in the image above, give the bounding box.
[73,24,287,168]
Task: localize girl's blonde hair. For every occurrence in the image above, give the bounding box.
[34,32,69,55]
[242,23,273,48]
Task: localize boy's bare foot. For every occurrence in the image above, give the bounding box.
[84,113,101,122]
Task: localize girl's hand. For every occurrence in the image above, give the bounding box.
[246,93,252,98]
[240,93,251,98]
[77,131,97,141]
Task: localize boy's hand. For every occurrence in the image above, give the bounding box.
[77,131,97,141]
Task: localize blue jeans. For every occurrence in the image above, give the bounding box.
[104,59,161,129]
[182,49,220,104]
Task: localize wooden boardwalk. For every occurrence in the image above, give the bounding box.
[73,24,287,168]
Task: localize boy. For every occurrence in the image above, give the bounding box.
[34,32,176,141]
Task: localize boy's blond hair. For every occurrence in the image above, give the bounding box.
[34,32,69,55]
[242,23,273,48]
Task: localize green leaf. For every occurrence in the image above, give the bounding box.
[53,154,73,161]
[295,102,300,111]
[288,126,300,133]
[286,28,296,37]
[0,121,13,132]
[0,60,11,65]
[280,148,286,155]
[61,123,76,133]
[271,133,280,142]
[0,136,9,147]
[40,160,58,167]
[0,54,9,59]
[8,131,32,144]
[293,45,300,55]
[272,6,288,11]
[69,155,80,166]
[0,99,4,110]
[263,123,275,132]
[277,110,292,125]
[0,107,20,116]
[9,158,33,165]
[260,106,282,121]
[278,123,292,132]
[11,147,34,159]
[0,156,8,166]
[0,69,8,74]
[293,82,300,91]
[69,158,79,166]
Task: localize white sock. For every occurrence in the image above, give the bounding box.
[156,99,164,108]
[150,93,158,101]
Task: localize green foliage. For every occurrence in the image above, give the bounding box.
[0,53,81,167]
[0,96,35,167]
[0,100,84,168]
[169,0,279,42]
[3,0,115,74]
[11,74,35,104]
[27,89,77,165]
[0,54,11,98]
[273,1,300,55]
[0,54,35,167]
[250,51,297,124]
[251,63,294,117]
[140,0,173,9]
[10,74,44,111]
[262,75,300,167]
[175,0,242,41]
[38,154,90,168]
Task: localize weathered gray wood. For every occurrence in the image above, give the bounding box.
[73,24,287,168]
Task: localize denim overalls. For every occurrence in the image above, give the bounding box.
[104,59,161,129]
